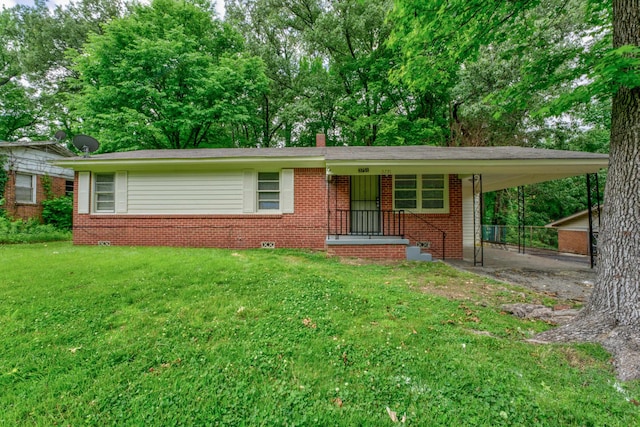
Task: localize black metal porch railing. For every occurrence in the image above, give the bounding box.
[330,209,405,237]
[404,210,447,260]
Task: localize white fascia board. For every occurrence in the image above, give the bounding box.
[460,172,605,193]
[326,158,608,176]
[52,156,326,172]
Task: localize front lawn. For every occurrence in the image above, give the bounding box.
[0,243,637,425]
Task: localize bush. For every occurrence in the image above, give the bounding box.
[42,196,73,230]
[0,216,71,243]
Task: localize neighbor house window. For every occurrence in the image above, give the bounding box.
[15,173,36,203]
[65,180,74,197]
[257,172,280,210]
[393,174,448,213]
[94,173,115,212]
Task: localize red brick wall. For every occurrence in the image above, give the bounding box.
[398,175,463,260]
[328,175,463,259]
[73,168,329,249]
[558,230,589,255]
[3,171,68,221]
[327,176,352,234]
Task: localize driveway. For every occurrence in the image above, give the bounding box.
[445,245,596,302]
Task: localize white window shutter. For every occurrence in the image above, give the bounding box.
[243,169,256,213]
[115,171,128,213]
[281,169,294,213]
[77,172,90,214]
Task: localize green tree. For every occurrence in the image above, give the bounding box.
[0,0,124,141]
[227,0,449,147]
[0,7,39,140]
[70,0,268,150]
[391,0,640,379]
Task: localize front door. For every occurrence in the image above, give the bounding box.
[350,175,380,235]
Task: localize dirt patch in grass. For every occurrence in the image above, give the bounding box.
[415,278,532,305]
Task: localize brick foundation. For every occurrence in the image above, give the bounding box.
[326,244,407,260]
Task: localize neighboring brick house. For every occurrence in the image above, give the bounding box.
[0,141,76,221]
[54,138,608,260]
[546,206,602,255]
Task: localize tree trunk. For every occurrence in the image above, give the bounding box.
[534,0,640,380]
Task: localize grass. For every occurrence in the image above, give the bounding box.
[0,242,638,426]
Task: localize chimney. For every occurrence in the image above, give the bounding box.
[316,133,326,147]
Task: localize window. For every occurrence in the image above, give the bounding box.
[94,173,115,212]
[257,172,280,210]
[15,173,35,203]
[393,174,448,213]
[65,180,74,197]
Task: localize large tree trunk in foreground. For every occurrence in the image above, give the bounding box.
[534,0,640,380]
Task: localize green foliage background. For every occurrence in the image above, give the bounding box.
[0,0,616,225]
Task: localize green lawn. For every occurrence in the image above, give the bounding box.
[1,243,638,426]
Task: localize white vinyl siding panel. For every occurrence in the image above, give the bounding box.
[462,182,474,249]
[115,171,128,213]
[127,171,244,214]
[243,170,256,213]
[77,172,90,214]
[281,169,294,213]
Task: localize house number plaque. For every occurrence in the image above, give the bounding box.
[358,167,370,173]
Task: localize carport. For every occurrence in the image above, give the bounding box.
[457,148,608,268]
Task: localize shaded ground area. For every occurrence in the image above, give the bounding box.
[445,245,596,303]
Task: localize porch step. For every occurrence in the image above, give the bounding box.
[406,246,433,262]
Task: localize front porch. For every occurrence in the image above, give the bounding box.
[325,173,455,261]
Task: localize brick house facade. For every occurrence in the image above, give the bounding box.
[1,141,75,221]
[55,142,608,261]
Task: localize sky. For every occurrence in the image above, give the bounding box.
[0,0,225,18]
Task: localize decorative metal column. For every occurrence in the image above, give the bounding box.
[517,186,525,254]
[586,173,602,268]
[473,174,483,266]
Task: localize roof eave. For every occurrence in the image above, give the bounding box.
[325,158,609,176]
[52,156,327,172]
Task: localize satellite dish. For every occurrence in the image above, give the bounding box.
[72,134,100,157]
[54,130,66,141]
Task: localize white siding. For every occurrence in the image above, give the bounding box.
[462,180,474,250]
[1,147,74,179]
[281,169,294,213]
[127,171,244,214]
[77,172,90,214]
[115,171,128,213]
[242,170,256,213]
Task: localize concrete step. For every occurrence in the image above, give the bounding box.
[406,246,433,262]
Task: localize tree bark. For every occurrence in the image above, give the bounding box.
[535,0,640,380]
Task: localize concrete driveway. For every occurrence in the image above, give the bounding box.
[445,245,596,302]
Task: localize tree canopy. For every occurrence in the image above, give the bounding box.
[70,0,268,151]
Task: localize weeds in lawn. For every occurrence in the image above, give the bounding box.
[0,217,71,243]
